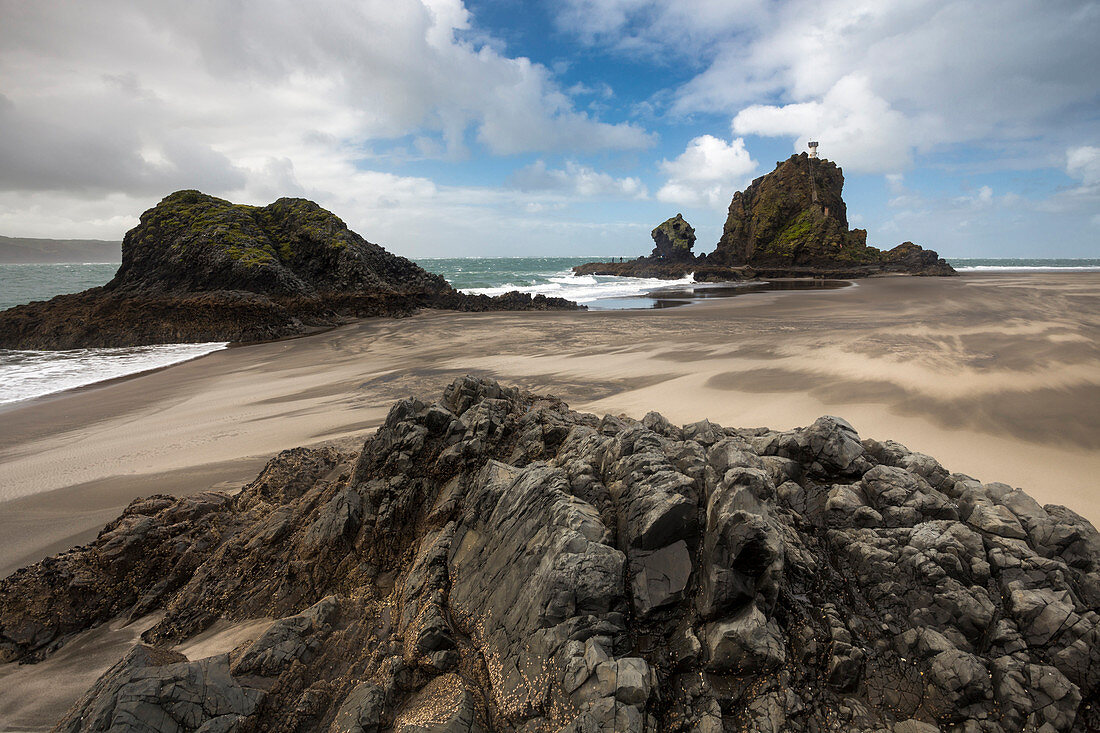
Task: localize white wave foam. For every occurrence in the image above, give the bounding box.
[461,271,698,304]
[0,342,228,406]
[955,265,1100,272]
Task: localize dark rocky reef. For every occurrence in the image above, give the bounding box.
[572,260,724,281]
[0,191,580,349]
[575,154,955,281]
[2,377,1097,731]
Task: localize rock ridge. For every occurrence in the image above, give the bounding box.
[1,378,1096,731]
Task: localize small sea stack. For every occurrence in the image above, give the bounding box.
[650,214,696,262]
[0,191,581,350]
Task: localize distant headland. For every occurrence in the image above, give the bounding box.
[574,153,955,280]
[0,235,121,264]
[0,191,581,350]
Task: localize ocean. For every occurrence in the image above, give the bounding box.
[1,257,1097,406]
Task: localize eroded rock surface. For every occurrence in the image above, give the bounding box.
[1,378,1096,731]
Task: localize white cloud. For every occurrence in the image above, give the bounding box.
[0,0,653,243]
[0,156,652,256]
[567,81,615,99]
[732,75,920,174]
[555,0,769,55]
[656,135,757,209]
[953,185,994,207]
[509,161,647,198]
[557,0,1100,173]
[1034,145,1100,222]
[1067,146,1100,186]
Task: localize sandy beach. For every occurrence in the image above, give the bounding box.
[1,271,1098,583]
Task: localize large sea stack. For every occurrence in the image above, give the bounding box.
[0,191,580,349]
[711,154,953,275]
[2,378,1097,731]
[574,154,954,280]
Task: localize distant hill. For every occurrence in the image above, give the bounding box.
[0,235,121,264]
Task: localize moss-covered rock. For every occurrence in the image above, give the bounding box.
[107,190,451,297]
[0,191,583,349]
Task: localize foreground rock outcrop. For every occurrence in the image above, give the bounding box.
[0,192,580,349]
[576,154,955,280]
[2,378,1097,731]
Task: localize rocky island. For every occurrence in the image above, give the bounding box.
[2,378,1096,731]
[574,154,955,280]
[0,191,580,350]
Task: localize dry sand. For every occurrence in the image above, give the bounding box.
[0,271,1098,729]
[1,272,1097,584]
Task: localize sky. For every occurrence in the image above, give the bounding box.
[0,0,1098,258]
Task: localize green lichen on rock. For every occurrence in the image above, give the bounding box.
[130,191,277,271]
[255,197,351,264]
[650,214,697,261]
[774,210,819,252]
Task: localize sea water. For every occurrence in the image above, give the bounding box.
[0,261,232,405]
[1,342,230,406]
[0,262,120,311]
[1,257,1097,406]
[420,256,699,304]
[950,258,1100,272]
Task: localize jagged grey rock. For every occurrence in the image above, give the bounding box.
[1,377,1097,732]
[329,682,385,733]
[231,595,338,676]
[56,645,263,732]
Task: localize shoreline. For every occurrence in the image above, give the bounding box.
[0,277,853,409]
[1,267,1095,409]
[1,271,1097,580]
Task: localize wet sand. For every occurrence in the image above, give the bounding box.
[1,272,1098,583]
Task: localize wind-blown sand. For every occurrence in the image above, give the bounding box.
[1,272,1097,584]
